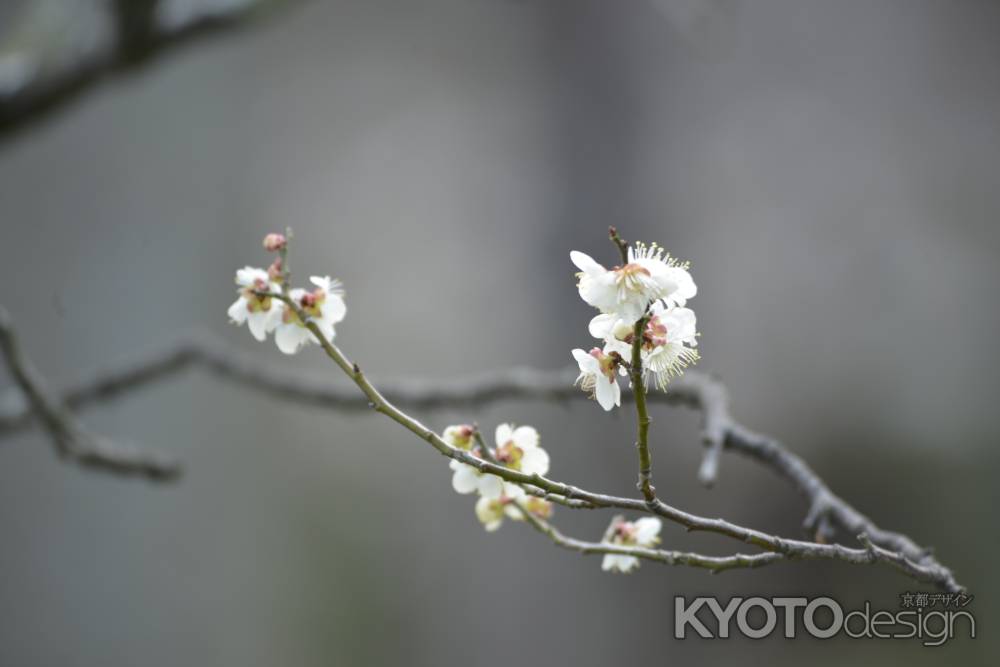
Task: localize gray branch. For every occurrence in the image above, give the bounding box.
[0,322,962,591]
[0,0,296,139]
[0,307,180,480]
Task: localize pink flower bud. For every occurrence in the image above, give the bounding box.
[263,233,287,252]
[267,258,283,282]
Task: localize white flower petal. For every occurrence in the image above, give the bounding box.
[634,517,662,545]
[595,376,617,411]
[323,294,347,324]
[572,349,599,373]
[494,423,514,447]
[502,483,526,500]
[451,464,480,494]
[512,425,539,450]
[601,554,616,571]
[570,250,604,275]
[227,297,248,324]
[478,474,504,500]
[275,324,306,355]
[505,504,524,520]
[520,446,550,476]
[247,312,269,341]
[309,275,331,290]
[475,496,504,531]
[588,313,618,339]
[235,266,267,287]
[265,303,284,332]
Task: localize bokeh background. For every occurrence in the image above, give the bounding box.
[0,0,997,664]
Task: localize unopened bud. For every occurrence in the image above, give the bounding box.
[263,233,287,252]
[267,257,283,282]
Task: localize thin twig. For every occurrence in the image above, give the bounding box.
[515,501,785,573]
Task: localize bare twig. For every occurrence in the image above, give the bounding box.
[0,306,179,480]
[0,0,298,139]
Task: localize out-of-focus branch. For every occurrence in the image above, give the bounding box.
[0,319,962,590]
[0,306,179,480]
[0,0,298,139]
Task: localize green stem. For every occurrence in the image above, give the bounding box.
[631,316,655,502]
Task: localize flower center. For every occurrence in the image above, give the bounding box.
[299,289,327,317]
[241,278,273,313]
[495,440,524,469]
[589,348,618,380]
[613,262,652,293]
[613,521,638,545]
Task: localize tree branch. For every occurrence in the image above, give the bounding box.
[0,312,962,590]
[516,504,785,574]
[0,0,297,140]
[0,306,180,480]
[630,315,656,502]
[276,294,965,592]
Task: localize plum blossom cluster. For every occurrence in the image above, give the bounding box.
[444,423,553,532]
[225,231,675,576]
[570,240,699,410]
[601,516,663,573]
[227,233,347,354]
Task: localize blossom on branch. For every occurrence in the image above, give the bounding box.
[641,304,699,390]
[570,243,693,325]
[571,239,699,407]
[601,517,662,573]
[493,423,549,477]
[572,347,623,411]
[274,276,347,355]
[590,304,699,392]
[442,424,476,451]
[448,423,550,499]
[476,490,553,532]
[227,267,282,341]
[450,458,504,499]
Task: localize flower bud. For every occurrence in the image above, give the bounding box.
[263,233,287,252]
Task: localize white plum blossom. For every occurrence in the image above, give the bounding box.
[442,424,475,451]
[450,458,505,499]
[274,275,347,355]
[642,304,699,390]
[572,347,622,411]
[601,517,662,574]
[570,239,698,408]
[227,267,283,341]
[448,423,550,500]
[571,243,694,325]
[629,242,696,310]
[475,489,553,532]
[492,423,549,477]
[588,304,699,391]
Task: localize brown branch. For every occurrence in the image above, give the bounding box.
[0,321,962,590]
[0,306,180,480]
[0,0,298,140]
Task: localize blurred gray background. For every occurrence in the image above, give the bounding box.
[0,0,997,664]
